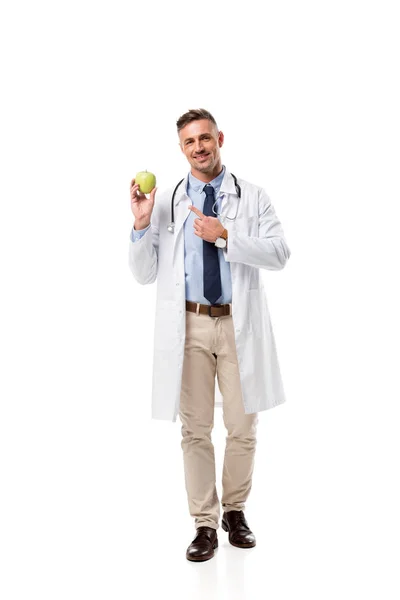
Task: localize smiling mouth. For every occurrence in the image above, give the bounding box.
[195,153,210,161]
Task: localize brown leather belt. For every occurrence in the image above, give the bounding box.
[186,300,232,317]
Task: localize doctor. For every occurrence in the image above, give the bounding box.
[128,108,290,562]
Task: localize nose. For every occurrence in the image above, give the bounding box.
[194,139,204,153]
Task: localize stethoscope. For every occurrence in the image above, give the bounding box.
[167,173,241,233]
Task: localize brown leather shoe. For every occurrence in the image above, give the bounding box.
[186,526,218,562]
[221,510,256,548]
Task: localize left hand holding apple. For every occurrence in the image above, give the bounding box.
[188,205,225,243]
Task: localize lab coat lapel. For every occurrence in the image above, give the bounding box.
[172,176,191,265]
[219,170,238,217]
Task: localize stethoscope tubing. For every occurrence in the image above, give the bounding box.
[168,173,241,233]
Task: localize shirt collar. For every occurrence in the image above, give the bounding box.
[175,167,238,205]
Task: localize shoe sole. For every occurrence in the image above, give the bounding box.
[186,538,218,562]
[221,521,256,548]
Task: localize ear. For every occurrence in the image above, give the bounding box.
[218,130,224,148]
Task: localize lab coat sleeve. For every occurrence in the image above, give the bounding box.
[128,209,160,285]
[224,188,290,270]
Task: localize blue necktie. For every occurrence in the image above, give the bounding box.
[202,184,222,304]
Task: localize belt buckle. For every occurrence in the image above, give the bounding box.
[208,304,220,317]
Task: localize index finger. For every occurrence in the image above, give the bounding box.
[130,178,136,187]
[189,205,204,219]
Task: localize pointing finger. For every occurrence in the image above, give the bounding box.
[189,205,204,219]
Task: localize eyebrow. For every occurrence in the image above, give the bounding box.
[183,133,211,143]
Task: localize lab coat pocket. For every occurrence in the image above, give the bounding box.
[248,289,262,338]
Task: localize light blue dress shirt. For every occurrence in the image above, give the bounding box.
[130,165,232,304]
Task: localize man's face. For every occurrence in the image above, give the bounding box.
[178,119,224,177]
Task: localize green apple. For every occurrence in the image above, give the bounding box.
[135,170,156,194]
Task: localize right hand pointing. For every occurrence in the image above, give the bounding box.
[130,178,157,229]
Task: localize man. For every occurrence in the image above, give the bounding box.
[128,109,290,562]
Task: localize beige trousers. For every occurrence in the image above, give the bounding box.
[179,309,259,531]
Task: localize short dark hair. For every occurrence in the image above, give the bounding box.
[176,108,218,133]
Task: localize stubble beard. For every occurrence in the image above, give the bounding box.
[192,154,214,173]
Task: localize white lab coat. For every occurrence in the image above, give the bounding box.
[128,169,290,422]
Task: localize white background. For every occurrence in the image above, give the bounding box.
[1,0,399,598]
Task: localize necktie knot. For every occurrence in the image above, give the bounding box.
[203,184,215,199]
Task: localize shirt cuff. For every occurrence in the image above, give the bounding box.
[130,224,150,242]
